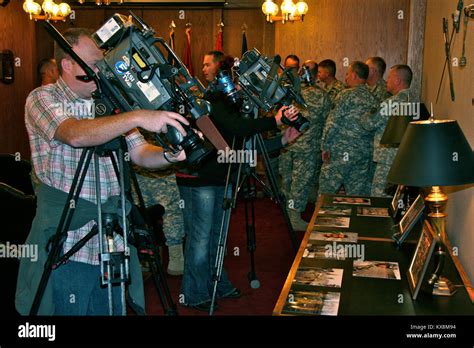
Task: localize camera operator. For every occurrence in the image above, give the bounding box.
[176,50,301,312]
[16,28,189,316]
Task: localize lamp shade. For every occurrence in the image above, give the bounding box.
[380,115,412,146]
[387,120,474,187]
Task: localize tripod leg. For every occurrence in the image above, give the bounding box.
[145,250,178,316]
[30,147,94,315]
[244,177,260,289]
[210,138,239,315]
[210,181,235,315]
[255,133,298,251]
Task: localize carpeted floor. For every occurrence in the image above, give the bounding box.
[142,196,313,316]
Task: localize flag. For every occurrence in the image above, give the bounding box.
[215,30,223,51]
[241,30,248,57]
[183,26,194,75]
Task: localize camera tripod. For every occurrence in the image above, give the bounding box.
[209,107,298,315]
[30,137,177,316]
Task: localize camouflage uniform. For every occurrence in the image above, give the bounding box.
[135,171,184,246]
[279,85,332,212]
[133,130,185,247]
[367,78,391,181]
[319,84,379,196]
[368,78,391,105]
[324,79,346,107]
[361,88,416,197]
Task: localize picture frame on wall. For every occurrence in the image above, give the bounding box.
[407,220,437,300]
[392,194,425,245]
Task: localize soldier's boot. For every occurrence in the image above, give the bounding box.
[167,244,184,276]
[288,209,308,231]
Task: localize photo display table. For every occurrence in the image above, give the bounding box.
[273,194,474,316]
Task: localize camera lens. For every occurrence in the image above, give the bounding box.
[216,70,240,104]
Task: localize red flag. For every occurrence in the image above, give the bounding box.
[183,26,194,75]
[215,30,223,51]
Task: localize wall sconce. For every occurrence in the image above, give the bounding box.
[78,0,124,4]
[262,0,309,24]
[23,0,71,21]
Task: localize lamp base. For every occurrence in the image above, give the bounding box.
[432,276,458,296]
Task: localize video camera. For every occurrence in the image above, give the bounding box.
[93,13,219,163]
[216,48,309,132]
[89,12,226,164]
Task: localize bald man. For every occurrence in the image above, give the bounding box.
[37,58,59,86]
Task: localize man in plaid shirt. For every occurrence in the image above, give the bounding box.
[16,28,188,316]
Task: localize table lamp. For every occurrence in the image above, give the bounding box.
[380,116,413,146]
[387,119,474,296]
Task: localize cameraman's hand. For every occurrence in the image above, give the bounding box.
[281,127,301,146]
[164,149,186,163]
[275,105,299,126]
[138,110,189,136]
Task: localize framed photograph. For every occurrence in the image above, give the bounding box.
[390,185,405,217]
[392,194,425,245]
[407,220,437,300]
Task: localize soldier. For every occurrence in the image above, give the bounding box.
[319,61,379,196]
[317,59,345,106]
[361,64,415,197]
[37,58,59,86]
[366,57,391,104]
[134,130,185,276]
[280,60,332,231]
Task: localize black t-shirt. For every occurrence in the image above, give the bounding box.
[176,92,278,187]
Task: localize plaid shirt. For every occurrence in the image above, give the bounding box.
[25,77,146,265]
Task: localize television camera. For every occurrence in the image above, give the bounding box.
[216,48,310,132]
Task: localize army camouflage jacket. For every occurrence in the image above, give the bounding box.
[324,78,346,106]
[286,84,332,152]
[321,84,378,158]
[361,88,417,164]
[368,78,391,105]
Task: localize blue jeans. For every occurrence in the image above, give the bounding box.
[178,185,236,306]
[51,260,122,315]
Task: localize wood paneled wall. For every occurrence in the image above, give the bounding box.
[33,6,273,84]
[274,0,410,82]
[0,1,36,158]
[1,0,415,158]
